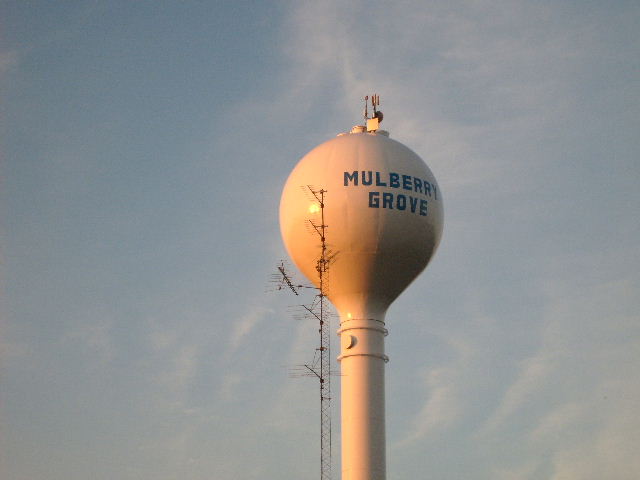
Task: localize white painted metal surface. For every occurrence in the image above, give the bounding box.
[280,130,443,480]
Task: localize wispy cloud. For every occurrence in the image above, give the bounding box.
[479,349,554,434]
[227,306,272,356]
[145,316,206,411]
[473,248,640,476]
[391,335,473,449]
[529,401,587,444]
[547,377,640,479]
[155,344,200,394]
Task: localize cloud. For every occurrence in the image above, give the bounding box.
[150,342,200,407]
[218,372,243,403]
[227,306,273,356]
[529,401,587,444]
[391,335,473,448]
[479,349,554,434]
[395,364,462,445]
[470,247,640,477]
[547,377,640,480]
[145,316,205,411]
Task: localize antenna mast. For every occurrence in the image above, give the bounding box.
[274,187,334,480]
[308,187,332,480]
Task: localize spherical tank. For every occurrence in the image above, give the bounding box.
[279,131,444,321]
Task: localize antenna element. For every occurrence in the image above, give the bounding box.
[364,94,383,132]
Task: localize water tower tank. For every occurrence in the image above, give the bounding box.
[280,123,443,480]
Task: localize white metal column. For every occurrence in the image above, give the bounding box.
[338,315,388,480]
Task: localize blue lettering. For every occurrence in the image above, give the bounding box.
[419,199,428,216]
[360,173,436,213]
[409,196,418,213]
[344,171,358,186]
[389,173,400,188]
[369,191,380,208]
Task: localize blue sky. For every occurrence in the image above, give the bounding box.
[2,1,639,479]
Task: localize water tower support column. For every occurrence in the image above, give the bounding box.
[338,315,388,480]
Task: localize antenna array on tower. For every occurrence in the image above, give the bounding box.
[363,94,383,132]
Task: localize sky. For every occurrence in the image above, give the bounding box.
[1,1,639,479]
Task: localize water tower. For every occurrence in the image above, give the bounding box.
[280,98,443,480]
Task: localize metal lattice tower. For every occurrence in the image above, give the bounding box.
[307,187,332,480]
[275,187,333,480]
